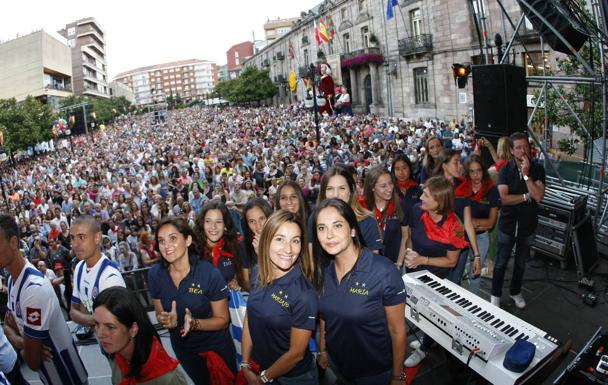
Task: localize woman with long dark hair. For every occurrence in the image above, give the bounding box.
[312,199,406,384]
[314,164,382,253]
[419,136,443,183]
[275,180,310,225]
[457,154,499,294]
[93,286,187,384]
[148,217,236,385]
[195,200,246,291]
[239,198,273,270]
[240,210,318,385]
[391,154,421,210]
[363,166,407,267]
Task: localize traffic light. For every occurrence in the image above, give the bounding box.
[452,63,471,88]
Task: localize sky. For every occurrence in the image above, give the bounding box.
[0,0,321,80]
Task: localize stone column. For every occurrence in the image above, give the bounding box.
[369,63,379,105]
[349,67,358,104]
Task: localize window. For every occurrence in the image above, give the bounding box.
[235,51,240,66]
[304,49,309,67]
[523,52,551,76]
[68,27,76,36]
[358,0,366,12]
[414,67,429,104]
[67,39,75,48]
[344,33,351,52]
[341,7,348,21]
[410,8,422,36]
[361,26,369,48]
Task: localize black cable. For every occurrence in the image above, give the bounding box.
[465,348,479,385]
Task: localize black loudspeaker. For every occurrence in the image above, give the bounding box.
[473,64,527,138]
[70,109,86,135]
[518,0,589,55]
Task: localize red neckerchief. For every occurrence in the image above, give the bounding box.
[374,200,396,232]
[421,211,469,249]
[397,180,418,194]
[494,159,507,172]
[198,351,235,385]
[454,178,494,202]
[115,337,179,385]
[211,239,234,267]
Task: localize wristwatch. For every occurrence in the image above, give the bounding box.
[523,174,529,181]
[260,370,273,383]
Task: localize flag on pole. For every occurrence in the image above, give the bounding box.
[326,15,336,39]
[319,18,330,43]
[314,20,322,45]
[288,40,295,59]
[386,0,399,20]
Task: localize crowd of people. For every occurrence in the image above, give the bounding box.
[0,104,545,385]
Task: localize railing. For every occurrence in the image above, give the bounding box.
[398,34,433,57]
[44,83,72,92]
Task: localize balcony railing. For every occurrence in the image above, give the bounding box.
[398,34,433,57]
[44,83,72,92]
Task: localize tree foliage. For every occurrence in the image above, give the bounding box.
[0,97,54,152]
[60,95,131,123]
[214,66,277,103]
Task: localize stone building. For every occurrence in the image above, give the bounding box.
[244,0,555,120]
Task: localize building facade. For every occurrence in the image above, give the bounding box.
[245,0,555,120]
[0,30,73,109]
[109,81,135,104]
[226,41,254,79]
[264,17,299,44]
[58,18,109,98]
[113,59,218,105]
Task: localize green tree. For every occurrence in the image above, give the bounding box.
[213,67,277,104]
[0,97,54,153]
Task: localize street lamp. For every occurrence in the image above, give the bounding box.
[307,63,321,144]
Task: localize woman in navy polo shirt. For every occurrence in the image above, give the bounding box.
[149,217,235,385]
[241,210,318,385]
[433,149,480,285]
[456,154,499,294]
[312,199,407,385]
[195,200,246,291]
[311,164,382,254]
[391,154,422,211]
[403,176,467,368]
[274,180,311,226]
[363,166,407,267]
[419,136,443,183]
[238,198,273,287]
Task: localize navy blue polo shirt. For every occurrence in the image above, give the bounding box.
[498,159,545,237]
[469,186,500,231]
[308,209,383,253]
[453,178,472,223]
[407,203,458,278]
[319,248,406,380]
[148,259,231,350]
[381,202,407,263]
[399,185,422,213]
[215,255,237,284]
[247,264,318,377]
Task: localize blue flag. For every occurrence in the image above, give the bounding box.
[386,0,399,19]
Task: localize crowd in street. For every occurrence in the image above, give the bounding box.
[0,104,544,385]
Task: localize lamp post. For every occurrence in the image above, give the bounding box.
[308,63,320,144]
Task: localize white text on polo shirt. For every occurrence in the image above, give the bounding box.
[272,290,290,308]
[349,281,369,296]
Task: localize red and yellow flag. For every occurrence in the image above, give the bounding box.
[319,18,330,43]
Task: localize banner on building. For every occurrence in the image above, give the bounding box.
[325,54,343,86]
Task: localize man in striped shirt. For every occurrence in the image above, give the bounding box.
[1,215,88,385]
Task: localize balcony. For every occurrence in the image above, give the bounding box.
[340,47,384,69]
[44,83,72,93]
[398,34,433,57]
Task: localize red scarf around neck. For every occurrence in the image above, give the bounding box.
[199,351,235,385]
[374,199,396,232]
[211,238,234,267]
[115,337,179,385]
[421,211,469,249]
[454,178,494,202]
[397,179,418,194]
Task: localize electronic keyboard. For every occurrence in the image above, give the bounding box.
[403,270,560,385]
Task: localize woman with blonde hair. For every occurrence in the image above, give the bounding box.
[240,210,318,385]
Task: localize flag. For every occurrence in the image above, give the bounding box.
[326,15,336,39]
[319,18,330,43]
[314,20,322,45]
[288,40,295,59]
[386,0,399,20]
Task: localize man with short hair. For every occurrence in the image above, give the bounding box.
[491,132,545,309]
[0,215,88,384]
[69,215,125,327]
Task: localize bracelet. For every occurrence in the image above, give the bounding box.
[392,373,406,381]
[191,318,199,331]
[427,256,430,265]
[239,361,251,369]
[474,256,481,259]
